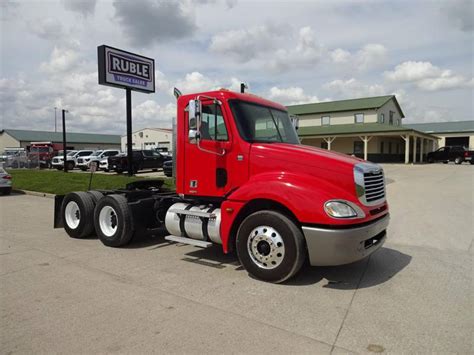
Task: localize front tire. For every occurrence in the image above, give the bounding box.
[61,192,95,238]
[94,194,134,247]
[454,157,463,164]
[236,210,306,283]
[66,161,75,170]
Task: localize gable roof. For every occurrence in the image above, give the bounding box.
[404,120,474,134]
[2,129,121,145]
[298,123,436,140]
[287,95,405,118]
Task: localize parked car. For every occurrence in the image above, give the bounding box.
[108,150,171,173]
[427,146,474,164]
[52,150,95,170]
[0,167,12,195]
[163,160,173,177]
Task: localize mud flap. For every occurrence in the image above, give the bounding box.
[54,195,65,228]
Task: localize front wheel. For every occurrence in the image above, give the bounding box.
[66,161,75,170]
[236,210,306,283]
[94,194,134,247]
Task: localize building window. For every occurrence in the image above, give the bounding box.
[380,113,385,124]
[354,113,364,124]
[389,111,394,125]
[380,141,384,154]
[354,141,364,155]
[321,141,328,149]
[321,116,330,126]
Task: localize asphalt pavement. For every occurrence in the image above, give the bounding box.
[0,163,472,354]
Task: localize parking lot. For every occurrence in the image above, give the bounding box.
[0,164,472,353]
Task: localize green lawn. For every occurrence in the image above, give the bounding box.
[9,169,173,195]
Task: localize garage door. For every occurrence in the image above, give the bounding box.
[446,136,469,147]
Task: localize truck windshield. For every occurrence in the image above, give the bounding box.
[229,100,300,144]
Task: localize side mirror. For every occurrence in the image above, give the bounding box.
[290,114,299,131]
[188,99,202,144]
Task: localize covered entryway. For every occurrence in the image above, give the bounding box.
[298,124,438,164]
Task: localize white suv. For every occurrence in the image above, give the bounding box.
[77,150,120,171]
[51,150,77,170]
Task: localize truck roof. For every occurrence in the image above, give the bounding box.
[178,90,288,112]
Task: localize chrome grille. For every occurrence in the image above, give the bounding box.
[354,163,386,206]
[363,171,385,203]
[77,158,83,163]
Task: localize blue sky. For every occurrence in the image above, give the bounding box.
[1,0,473,134]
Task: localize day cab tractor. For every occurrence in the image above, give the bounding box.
[54,89,390,283]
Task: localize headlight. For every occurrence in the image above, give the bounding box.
[324,200,364,219]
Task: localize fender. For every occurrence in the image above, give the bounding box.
[226,171,360,225]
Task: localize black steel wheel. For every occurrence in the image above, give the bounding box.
[236,210,306,283]
[94,194,134,247]
[61,191,95,238]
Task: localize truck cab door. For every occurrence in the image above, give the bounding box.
[183,102,237,197]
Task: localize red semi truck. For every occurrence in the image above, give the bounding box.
[54,89,389,283]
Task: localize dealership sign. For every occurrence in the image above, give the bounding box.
[98,45,155,93]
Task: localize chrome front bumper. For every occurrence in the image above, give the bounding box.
[302,214,389,266]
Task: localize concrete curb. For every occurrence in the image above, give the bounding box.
[13,189,55,199]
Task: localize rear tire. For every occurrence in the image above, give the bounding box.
[61,192,95,238]
[66,161,75,170]
[94,194,134,247]
[87,190,104,203]
[454,157,463,165]
[236,210,306,283]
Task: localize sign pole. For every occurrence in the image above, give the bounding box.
[126,88,133,176]
[62,109,68,173]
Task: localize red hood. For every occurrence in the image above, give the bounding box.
[251,143,363,174]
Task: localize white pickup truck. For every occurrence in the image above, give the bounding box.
[77,150,121,171]
[52,150,94,170]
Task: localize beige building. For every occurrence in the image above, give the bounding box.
[0,129,121,153]
[405,121,474,149]
[121,128,173,151]
[287,95,438,163]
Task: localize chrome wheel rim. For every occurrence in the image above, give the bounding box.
[99,206,118,237]
[64,201,80,229]
[247,225,285,269]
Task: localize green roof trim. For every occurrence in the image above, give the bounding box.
[298,123,436,139]
[287,95,405,118]
[404,120,474,134]
[3,129,121,145]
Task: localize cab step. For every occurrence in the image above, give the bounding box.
[164,235,213,248]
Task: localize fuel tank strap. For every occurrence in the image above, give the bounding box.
[201,207,216,241]
[179,204,193,238]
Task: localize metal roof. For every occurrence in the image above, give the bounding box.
[287,95,405,118]
[2,129,121,144]
[404,120,474,134]
[298,123,436,139]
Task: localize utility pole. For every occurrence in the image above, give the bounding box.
[54,107,57,132]
[126,88,133,176]
[62,109,68,172]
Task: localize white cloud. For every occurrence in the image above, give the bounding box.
[39,46,81,73]
[268,86,319,105]
[270,26,324,71]
[210,24,284,62]
[62,0,97,17]
[324,78,386,98]
[385,61,471,91]
[28,18,63,40]
[330,48,351,63]
[330,43,387,71]
[175,72,220,94]
[134,100,176,128]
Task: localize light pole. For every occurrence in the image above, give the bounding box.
[62,109,68,172]
[54,107,57,132]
